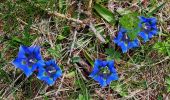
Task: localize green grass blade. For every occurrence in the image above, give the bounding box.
[148,2,166,16]
[83,50,94,67]
[93,3,115,25]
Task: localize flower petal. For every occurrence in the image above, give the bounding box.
[101,61,108,67]
[152,25,157,30]
[139,16,147,23]
[34,46,43,60]
[31,63,38,72]
[113,30,124,44]
[89,60,119,87]
[17,45,26,58]
[138,16,158,42]
[150,17,157,25]
[106,73,119,85]
[53,70,62,80]
[128,39,139,49]
[138,31,149,42]
[93,75,107,87]
[89,60,102,79]
[151,30,158,35]
[45,60,53,66]
[12,58,33,77]
[118,42,128,53]
[41,77,55,86]
[37,59,62,86]
[89,65,99,78]
[36,60,45,68]
[37,65,47,79]
[23,67,33,77]
[28,45,37,53]
[12,58,23,68]
[148,32,154,38]
[107,60,117,73]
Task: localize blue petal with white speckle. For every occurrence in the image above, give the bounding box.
[113,28,140,53]
[37,59,62,86]
[12,45,43,77]
[89,59,118,87]
[138,16,158,42]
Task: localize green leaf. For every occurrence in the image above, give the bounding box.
[148,2,166,16]
[153,39,170,56]
[77,94,84,100]
[96,0,109,3]
[59,0,67,13]
[43,95,49,100]
[65,71,75,78]
[116,8,132,15]
[36,0,48,3]
[127,27,140,40]
[75,71,90,100]
[57,26,70,41]
[105,48,121,60]
[83,50,94,67]
[166,76,170,92]
[72,56,81,63]
[166,77,170,85]
[119,13,139,29]
[62,26,70,35]
[168,87,170,93]
[57,35,66,40]
[12,36,22,43]
[47,45,62,58]
[59,0,64,10]
[93,3,115,25]
[0,69,11,83]
[110,81,128,97]
[157,95,163,100]
[119,13,140,40]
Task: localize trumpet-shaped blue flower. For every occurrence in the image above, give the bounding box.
[12,45,43,77]
[138,16,158,42]
[37,59,62,86]
[89,59,118,87]
[113,28,139,53]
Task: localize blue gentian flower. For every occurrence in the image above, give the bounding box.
[113,28,139,53]
[89,59,118,87]
[12,45,43,77]
[138,16,158,42]
[37,59,62,86]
